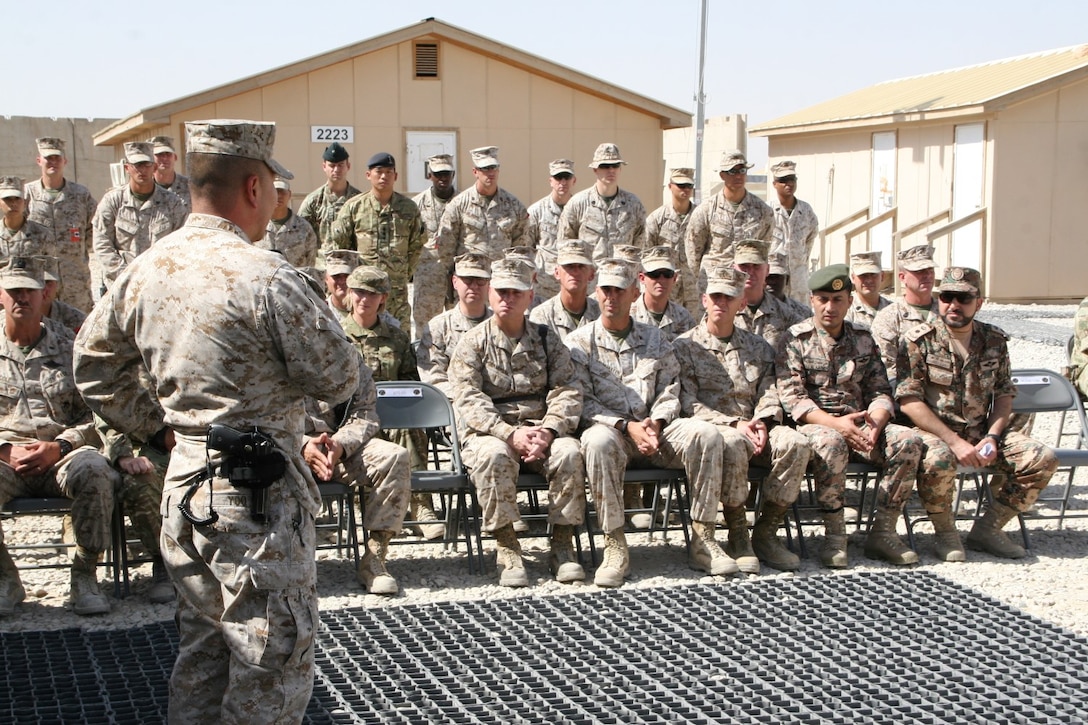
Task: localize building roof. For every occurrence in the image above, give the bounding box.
[752,44,1088,136]
[95,18,690,145]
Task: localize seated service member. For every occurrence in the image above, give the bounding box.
[733,239,807,354]
[40,255,87,332]
[674,265,811,572]
[528,239,600,341]
[765,251,811,320]
[870,244,939,380]
[567,258,730,584]
[777,264,923,568]
[448,258,587,587]
[417,253,493,398]
[897,267,1058,560]
[631,246,695,341]
[324,248,361,319]
[844,251,891,330]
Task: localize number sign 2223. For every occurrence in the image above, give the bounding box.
[311,126,354,143]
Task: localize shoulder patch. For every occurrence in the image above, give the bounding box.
[905,323,934,342]
[788,319,815,336]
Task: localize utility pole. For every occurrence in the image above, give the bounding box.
[693,0,708,205]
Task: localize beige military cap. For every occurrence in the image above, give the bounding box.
[850,251,883,276]
[896,244,937,272]
[454,252,492,279]
[613,245,642,264]
[733,239,769,266]
[767,252,789,276]
[596,258,638,289]
[273,175,291,191]
[470,146,499,168]
[549,159,575,177]
[148,136,177,155]
[670,168,695,185]
[705,266,747,297]
[718,150,753,172]
[503,246,535,265]
[0,176,24,199]
[556,240,595,266]
[490,258,534,291]
[428,154,454,173]
[38,255,60,282]
[770,161,797,180]
[0,256,45,290]
[36,137,65,157]
[123,142,154,165]
[938,266,981,296]
[641,245,677,273]
[324,249,361,276]
[186,119,292,179]
[347,265,391,294]
[589,143,625,169]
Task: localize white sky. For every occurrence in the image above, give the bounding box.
[8,0,1088,166]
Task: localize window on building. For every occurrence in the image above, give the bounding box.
[414,42,439,79]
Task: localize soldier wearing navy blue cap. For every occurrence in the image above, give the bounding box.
[299,141,361,264]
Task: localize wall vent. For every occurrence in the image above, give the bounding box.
[414,43,439,79]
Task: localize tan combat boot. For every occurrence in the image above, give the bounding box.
[494,524,529,587]
[689,521,740,576]
[751,503,801,572]
[148,557,176,604]
[722,506,760,574]
[0,545,26,617]
[864,507,919,565]
[625,485,652,530]
[69,547,110,616]
[548,525,585,583]
[410,493,446,541]
[357,530,398,595]
[820,510,849,568]
[928,510,966,562]
[594,527,629,588]
[965,502,1027,559]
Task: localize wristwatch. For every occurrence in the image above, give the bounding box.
[56,439,74,458]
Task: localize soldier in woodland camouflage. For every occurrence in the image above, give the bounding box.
[299,142,362,265]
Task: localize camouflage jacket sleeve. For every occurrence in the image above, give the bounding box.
[416,322,446,394]
[94,414,135,465]
[539,326,582,436]
[684,200,711,275]
[297,190,320,235]
[672,335,734,427]
[508,196,532,250]
[328,359,382,459]
[775,328,818,424]
[856,328,895,415]
[894,324,930,402]
[448,326,518,442]
[555,194,584,242]
[327,197,358,251]
[433,199,463,270]
[91,191,124,283]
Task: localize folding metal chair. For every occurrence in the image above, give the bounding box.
[315,482,360,566]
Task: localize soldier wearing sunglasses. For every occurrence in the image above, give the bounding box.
[630,245,695,341]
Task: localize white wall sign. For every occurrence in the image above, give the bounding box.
[311,126,354,144]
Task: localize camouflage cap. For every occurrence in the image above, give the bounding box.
[490,258,535,291]
[705,266,747,297]
[503,246,535,265]
[641,245,677,273]
[733,239,769,266]
[35,137,65,157]
[428,154,454,173]
[323,142,349,163]
[938,266,982,296]
[589,143,626,169]
[37,256,60,282]
[0,176,24,199]
[596,258,638,289]
[850,250,883,276]
[767,252,789,277]
[896,244,937,272]
[670,168,695,185]
[809,264,853,293]
[0,256,45,290]
[718,150,753,172]
[470,146,499,168]
[556,240,595,267]
[324,249,361,276]
[123,142,154,165]
[454,252,492,279]
[147,136,177,155]
[186,119,292,179]
[613,245,642,264]
[549,159,575,177]
[347,265,391,294]
[273,175,291,191]
[770,160,797,180]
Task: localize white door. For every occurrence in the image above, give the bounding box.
[870,132,897,262]
[952,123,985,269]
[405,131,457,194]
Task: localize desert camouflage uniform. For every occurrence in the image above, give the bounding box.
[157,174,191,209]
[736,292,809,354]
[769,197,819,304]
[91,185,187,288]
[259,209,319,269]
[412,186,456,339]
[646,202,699,315]
[47,300,88,333]
[0,318,116,555]
[630,295,695,341]
[1071,296,1088,400]
[329,192,424,331]
[96,418,167,562]
[448,317,585,532]
[434,187,530,271]
[526,195,566,300]
[305,357,410,532]
[417,305,492,397]
[24,178,96,312]
[299,182,362,265]
[845,295,892,331]
[73,212,359,724]
[777,320,922,511]
[566,321,724,528]
[556,187,646,262]
[529,295,600,342]
[896,320,1057,513]
[0,218,57,259]
[685,192,775,276]
[674,324,810,507]
[870,298,938,380]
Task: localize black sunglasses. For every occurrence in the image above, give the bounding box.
[646,269,676,280]
[723,167,748,176]
[939,291,977,305]
[675,183,694,189]
[776,176,797,183]
[597,163,622,169]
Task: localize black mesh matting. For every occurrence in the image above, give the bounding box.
[2,571,1087,723]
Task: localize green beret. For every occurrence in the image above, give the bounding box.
[808,264,853,293]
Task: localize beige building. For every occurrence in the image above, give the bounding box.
[93,18,689,210]
[662,114,748,204]
[752,44,1088,303]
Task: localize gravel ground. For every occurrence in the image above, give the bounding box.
[1,304,1085,638]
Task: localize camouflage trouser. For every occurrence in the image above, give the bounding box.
[709,424,760,513]
[0,446,118,553]
[119,447,168,556]
[749,425,812,507]
[800,422,922,512]
[57,249,93,314]
[461,434,586,532]
[916,430,1058,513]
[582,418,722,531]
[411,251,450,341]
[335,437,410,532]
[161,477,316,724]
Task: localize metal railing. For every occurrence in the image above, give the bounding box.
[926,207,989,291]
[816,206,869,268]
[891,208,951,295]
